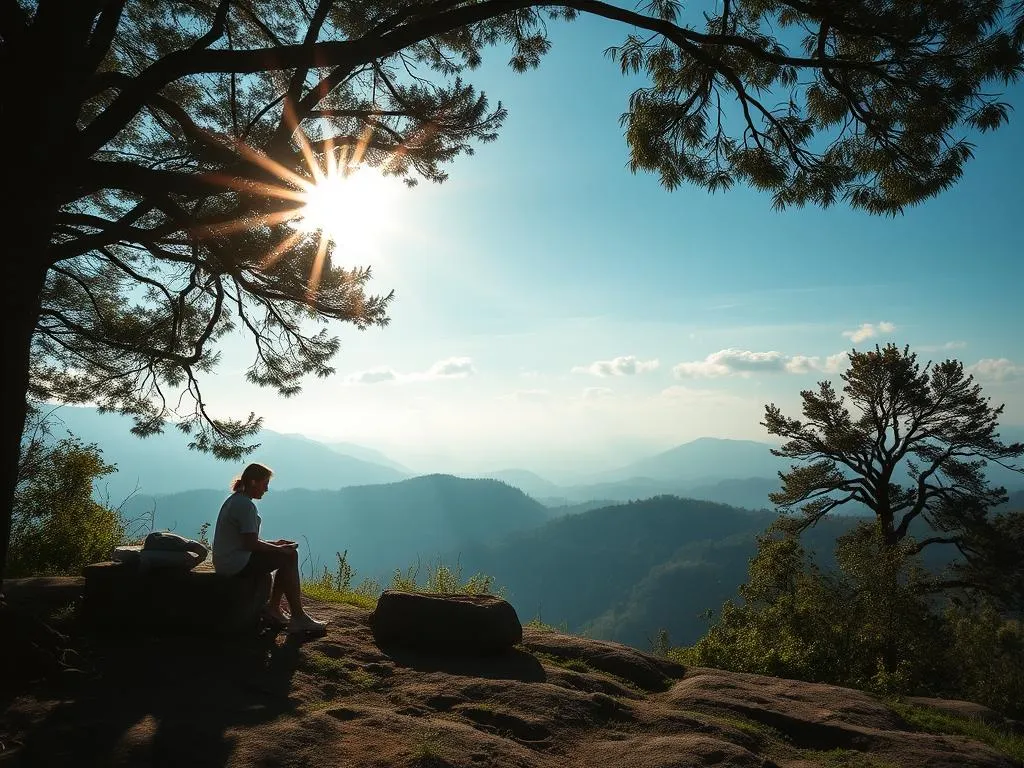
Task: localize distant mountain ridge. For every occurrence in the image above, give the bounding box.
[599,437,788,484]
[121,473,549,580]
[50,407,1024,518]
[473,432,1024,512]
[43,406,409,500]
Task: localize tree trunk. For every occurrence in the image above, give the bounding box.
[0,4,91,589]
[0,223,51,589]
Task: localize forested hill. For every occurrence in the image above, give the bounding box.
[120,474,550,578]
[447,495,954,649]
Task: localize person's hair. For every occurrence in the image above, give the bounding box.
[231,463,273,493]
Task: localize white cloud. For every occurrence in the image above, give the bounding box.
[673,349,849,379]
[423,356,476,379]
[842,321,896,343]
[673,349,786,378]
[347,368,398,384]
[967,358,1023,382]
[783,352,848,375]
[572,355,660,377]
[347,356,475,384]
[582,387,614,400]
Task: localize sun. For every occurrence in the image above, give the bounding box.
[295,162,399,258]
[197,126,406,298]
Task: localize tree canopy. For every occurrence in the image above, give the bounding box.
[763,344,1024,604]
[2,0,1023,578]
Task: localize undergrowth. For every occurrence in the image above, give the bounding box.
[302,550,503,607]
[886,700,1024,763]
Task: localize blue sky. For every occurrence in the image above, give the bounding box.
[204,15,1024,479]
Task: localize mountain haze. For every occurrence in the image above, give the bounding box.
[42,406,408,500]
[601,437,787,483]
[120,474,549,580]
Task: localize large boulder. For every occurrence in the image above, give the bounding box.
[82,560,270,634]
[370,590,522,654]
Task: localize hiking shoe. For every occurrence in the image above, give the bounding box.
[288,613,328,636]
[260,607,290,628]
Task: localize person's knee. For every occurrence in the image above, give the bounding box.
[283,546,299,569]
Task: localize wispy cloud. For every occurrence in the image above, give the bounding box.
[347,356,476,384]
[673,349,848,378]
[966,358,1022,382]
[423,357,475,379]
[349,368,399,384]
[582,386,614,400]
[918,341,968,352]
[842,321,896,343]
[572,355,660,377]
[506,389,551,403]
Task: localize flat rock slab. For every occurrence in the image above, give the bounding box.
[83,561,270,634]
[522,626,685,692]
[3,577,85,611]
[370,590,522,654]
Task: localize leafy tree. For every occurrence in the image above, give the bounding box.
[3,2,1023,581]
[9,406,124,577]
[946,600,1024,718]
[763,345,1024,606]
[680,518,1024,715]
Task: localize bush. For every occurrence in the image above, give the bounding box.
[675,518,1024,716]
[9,409,124,577]
[946,602,1024,718]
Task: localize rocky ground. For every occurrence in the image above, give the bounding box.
[1,582,1021,768]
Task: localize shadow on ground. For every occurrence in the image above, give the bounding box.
[379,644,547,683]
[4,624,306,767]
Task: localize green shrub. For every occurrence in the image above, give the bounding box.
[9,410,124,577]
[945,602,1024,718]
[676,519,1024,715]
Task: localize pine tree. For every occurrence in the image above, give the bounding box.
[763,344,1024,606]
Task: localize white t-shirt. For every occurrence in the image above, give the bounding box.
[212,492,261,575]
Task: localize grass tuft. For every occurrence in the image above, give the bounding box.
[302,550,503,607]
[300,651,376,689]
[886,700,1024,762]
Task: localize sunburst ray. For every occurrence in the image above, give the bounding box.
[306,232,331,302]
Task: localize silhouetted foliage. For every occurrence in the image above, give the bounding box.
[764,344,1024,608]
[9,407,124,578]
[3,1,1022,580]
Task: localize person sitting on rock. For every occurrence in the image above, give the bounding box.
[212,462,326,636]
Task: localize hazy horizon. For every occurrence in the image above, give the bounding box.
[47,403,1024,491]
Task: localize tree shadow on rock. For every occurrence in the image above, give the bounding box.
[379,643,546,683]
[10,625,306,767]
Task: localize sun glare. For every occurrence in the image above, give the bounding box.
[204,121,408,298]
[296,164,399,259]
